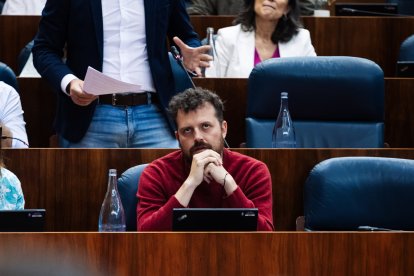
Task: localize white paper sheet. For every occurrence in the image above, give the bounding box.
[82,66,142,95]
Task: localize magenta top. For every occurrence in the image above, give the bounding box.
[254,46,280,66]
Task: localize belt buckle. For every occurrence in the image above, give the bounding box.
[112,94,117,105]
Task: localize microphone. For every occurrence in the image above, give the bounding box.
[339,7,403,16]
[170,46,196,89]
[358,226,401,231]
[1,136,29,147]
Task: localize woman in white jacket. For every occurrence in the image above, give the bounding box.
[207,0,316,78]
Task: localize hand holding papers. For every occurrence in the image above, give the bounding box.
[83,67,142,95]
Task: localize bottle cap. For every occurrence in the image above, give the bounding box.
[281,92,288,98]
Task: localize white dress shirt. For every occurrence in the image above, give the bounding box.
[0,82,29,148]
[1,0,46,15]
[3,0,45,78]
[61,0,154,94]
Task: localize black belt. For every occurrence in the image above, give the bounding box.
[98,92,158,106]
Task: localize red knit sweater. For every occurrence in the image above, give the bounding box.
[137,149,274,231]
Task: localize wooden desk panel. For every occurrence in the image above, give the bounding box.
[193,78,247,147]
[0,15,40,72]
[0,232,413,275]
[17,77,414,148]
[190,16,414,77]
[18,77,55,147]
[194,78,414,148]
[2,15,414,77]
[3,148,414,231]
[385,78,414,147]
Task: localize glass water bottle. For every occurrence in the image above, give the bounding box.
[203,27,221,77]
[98,169,126,232]
[272,92,297,148]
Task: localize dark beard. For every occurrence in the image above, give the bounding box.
[190,140,213,156]
[182,139,224,164]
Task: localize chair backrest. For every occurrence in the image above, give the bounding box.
[399,34,414,61]
[0,62,18,91]
[388,0,414,15]
[17,40,34,76]
[304,157,414,231]
[168,52,193,93]
[246,56,384,148]
[118,164,148,231]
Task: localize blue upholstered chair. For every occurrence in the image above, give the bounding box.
[399,34,414,61]
[246,56,385,148]
[0,61,18,91]
[388,0,414,15]
[303,157,414,231]
[17,40,35,76]
[118,164,148,231]
[168,52,194,93]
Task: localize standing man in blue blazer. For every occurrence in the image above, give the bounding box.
[33,0,210,148]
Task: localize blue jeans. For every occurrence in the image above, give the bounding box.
[59,104,178,148]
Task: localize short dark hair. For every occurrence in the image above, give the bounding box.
[234,0,302,43]
[168,88,224,124]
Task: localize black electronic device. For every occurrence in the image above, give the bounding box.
[335,3,398,16]
[0,209,46,232]
[172,208,258,231]
[396,61,414,77]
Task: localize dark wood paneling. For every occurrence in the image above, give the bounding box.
[2,15,414,77]
[193,78,248,147]
[17,77,414,148]
[0,15,40,73]
[0,232,413,275]
[190,15,234,39]
[3,148,414,231]
[194,78,414,148]
[18,77,55,147]
[385,78,414,147]
[190,16,414,77]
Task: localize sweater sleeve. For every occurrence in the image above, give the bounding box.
[222,162,274,231]
[137,165,184,231]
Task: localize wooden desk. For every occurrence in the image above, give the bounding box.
[18,77,56,147]
[0,232,413,275]
[0,15,40,72]
[190,16,414,77]
[17,77,414,148]
[194,77,414,148]
[4,148,414,231]
[2,15,414,77]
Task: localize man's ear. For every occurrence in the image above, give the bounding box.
[175,130,179,140]
[221,120,228,138]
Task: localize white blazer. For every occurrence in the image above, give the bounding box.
[206,24,317,78]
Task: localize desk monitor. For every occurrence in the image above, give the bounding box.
[396,61,414,77]
[335,3,398,16]
[0,209,46,232]
[172,208,258,231]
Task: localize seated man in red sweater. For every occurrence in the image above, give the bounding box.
[137,88,274,231]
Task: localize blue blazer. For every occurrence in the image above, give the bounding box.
[33,0,200,142]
